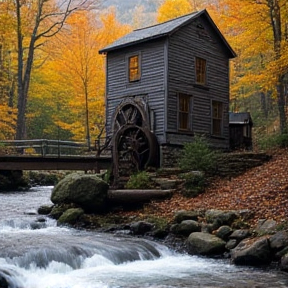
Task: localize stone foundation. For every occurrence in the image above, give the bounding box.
[160,144,183,168]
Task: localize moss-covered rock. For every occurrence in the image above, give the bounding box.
[187,232,226,256]
[170,220,201,236]
[58,208,84,225]
[51,173,109,213]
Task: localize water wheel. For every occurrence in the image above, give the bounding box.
[112,101,159,187]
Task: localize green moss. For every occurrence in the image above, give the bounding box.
[125,171,153,189]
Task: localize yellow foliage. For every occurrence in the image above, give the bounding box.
[157,0,194,23]
[208,0,288,102]
[0,104,16,139]
[34,9,132,142]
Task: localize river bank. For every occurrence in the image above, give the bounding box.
[2,148,288,274]
[0,170,68,192]
[2,185,287,288]
[33,148,288,274]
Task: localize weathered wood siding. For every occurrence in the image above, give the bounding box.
[106,39,166,143]
[166,15,230,149]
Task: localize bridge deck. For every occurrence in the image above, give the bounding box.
[0,156,112,172]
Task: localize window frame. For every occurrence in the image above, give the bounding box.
[195,57,207,86]
[128,53,141,82]
[212,100,223,136]
[178,93,192,131]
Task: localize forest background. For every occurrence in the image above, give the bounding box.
[0,0,287,150]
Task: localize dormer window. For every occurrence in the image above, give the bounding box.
[195,57,206,85]
[128,54,141,82]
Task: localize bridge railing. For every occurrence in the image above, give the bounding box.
[0,139,89,157]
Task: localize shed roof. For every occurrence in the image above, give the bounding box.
[99,9,236,58]
[229,112,253,125]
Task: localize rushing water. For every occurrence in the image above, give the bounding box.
[0,186,288,288]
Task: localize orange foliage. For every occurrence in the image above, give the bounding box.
[157,0,194,23]
[119,149,288,227]
[0,105,16,139]
[208,0,288,103]
[41,9,131,142]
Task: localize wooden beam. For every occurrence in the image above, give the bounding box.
[0,156,112,172]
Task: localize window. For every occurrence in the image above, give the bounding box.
[178,93,191,130]
[212,101,223,136]
[243,125,251,137]
[128,55,141,82]
[195,57,206,85]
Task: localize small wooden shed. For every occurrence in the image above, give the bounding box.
[229,112,253,150]
[99,9,236,183]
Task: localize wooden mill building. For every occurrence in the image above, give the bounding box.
[99,9,236,180]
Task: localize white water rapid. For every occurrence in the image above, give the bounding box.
[0,186,287,288]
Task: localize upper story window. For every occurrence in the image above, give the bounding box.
[195,57,206,85]
[128,54,141,82]
[178,93,192,131]
[212,101,223,136]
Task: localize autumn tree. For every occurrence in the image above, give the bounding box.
[265,0,288,133]
[40,9,131,147]
[10,0,96,140]
[211,0,288,134]
[0,1,17,139]
[157,0,193,22]
[157,0,214,23]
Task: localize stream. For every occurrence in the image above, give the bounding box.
[0,186,287,288]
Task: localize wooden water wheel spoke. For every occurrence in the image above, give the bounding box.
[138,148,149,155]
[115,104,143,128]
[130,108,138,123]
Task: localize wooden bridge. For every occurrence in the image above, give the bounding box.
[0,139,112,172]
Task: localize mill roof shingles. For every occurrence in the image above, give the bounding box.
[99,11,201,53]
[99,9,236,58]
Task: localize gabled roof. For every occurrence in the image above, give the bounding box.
[99,9,236,58]
[229,112,253,125]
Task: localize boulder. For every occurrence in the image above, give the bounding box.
[170,220,201,236]
[256,219,277,235]
[174,210,204,223]
[229,229,251,241]
[205,209,238,226]
[226,239,238,250]
[58,208,84,225]
[38,205,53,215]
[231,236,271,266]
[51,173,109,213]
[275,247,288,260]
[130,221,154,235]
[187,232,226,256]
[269,231,288,251]
[50,205,69,219]
[280,253,288,272]
[30,220,46,230]
[215,225,233,241]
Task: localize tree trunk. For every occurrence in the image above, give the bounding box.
[277,77,287,133]
[14,0,91,140]
[108,189,172,205]
[267,0,287,133]
[15,0,26,140]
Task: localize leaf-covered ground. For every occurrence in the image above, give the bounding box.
[121,148,288,227]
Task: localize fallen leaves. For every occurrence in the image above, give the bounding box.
[119,148,288,227]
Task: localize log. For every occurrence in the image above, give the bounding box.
[107,189,172,204]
